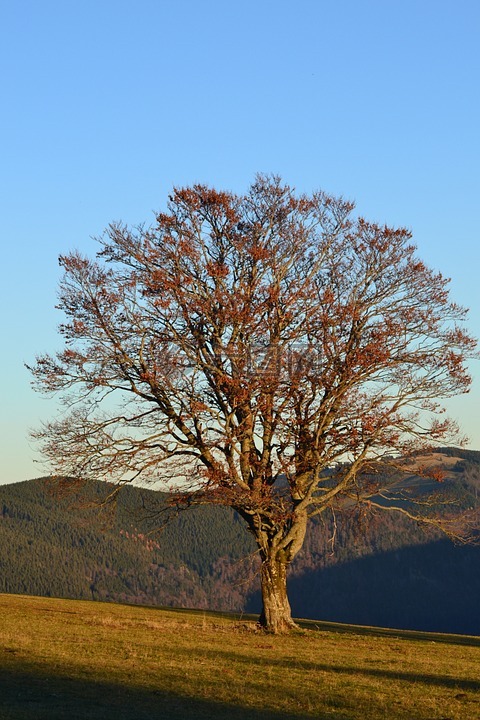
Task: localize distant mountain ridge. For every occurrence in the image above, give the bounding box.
[1,447,479,634]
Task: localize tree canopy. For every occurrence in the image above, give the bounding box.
[30,175,478,631]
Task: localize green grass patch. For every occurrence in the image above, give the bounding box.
[1,593,479,719]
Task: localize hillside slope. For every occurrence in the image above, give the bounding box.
[1,448,479,633]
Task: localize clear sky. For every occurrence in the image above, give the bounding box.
[1,0,479,484]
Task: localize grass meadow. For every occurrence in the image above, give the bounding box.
[0,593,479,719]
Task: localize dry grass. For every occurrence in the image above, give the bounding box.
[402,451,463,479]
[0,593,479,719]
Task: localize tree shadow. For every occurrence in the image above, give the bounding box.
[169,645,480,693]
[0,664,342,720]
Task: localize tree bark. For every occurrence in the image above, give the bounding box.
[258,555,298,633]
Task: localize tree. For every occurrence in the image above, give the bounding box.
[30,175,478,632]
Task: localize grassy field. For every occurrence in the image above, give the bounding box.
[0,593,479,719]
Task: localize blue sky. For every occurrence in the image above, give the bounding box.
[1,0,479,483]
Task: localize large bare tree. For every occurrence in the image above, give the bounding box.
[30,175,477,632]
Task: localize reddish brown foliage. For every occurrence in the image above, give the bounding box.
[29,175,478,631]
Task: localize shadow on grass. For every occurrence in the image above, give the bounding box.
[0,664,340,720]
[169,645,480,694]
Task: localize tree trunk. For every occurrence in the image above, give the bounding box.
[258,555,298,633]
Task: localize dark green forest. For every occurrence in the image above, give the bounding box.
[1,448,479,634]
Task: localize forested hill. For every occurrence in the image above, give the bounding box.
[0,478,256,611]
[1,448,479,635]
